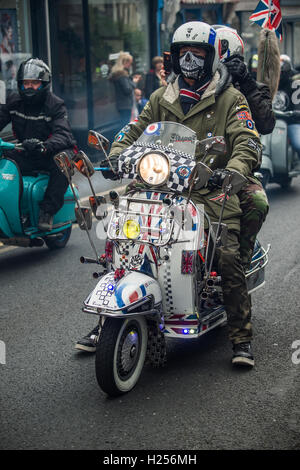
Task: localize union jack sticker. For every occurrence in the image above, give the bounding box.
[209,193,229,203]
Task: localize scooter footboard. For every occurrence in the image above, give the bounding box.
[83,271,162,317]
[246,241,270,294]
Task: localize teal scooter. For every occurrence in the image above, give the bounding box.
[0,138,78,249]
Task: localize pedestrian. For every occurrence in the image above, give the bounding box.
[109,52,141,129]
[0,58,77,231]
[134,88,148,116]
[144,56,164,99]
[76,21,263,368]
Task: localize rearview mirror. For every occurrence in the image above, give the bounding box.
[198,136,227,157]
[89,195,107,220]
[189,161,213,190]
[75,207,93,230]
[88,130,110,152]
[72,151,95,178]
[53,151,74,178]
[222,170,247,196]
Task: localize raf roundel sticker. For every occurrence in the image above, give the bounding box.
[115,132,125,142]
[176,165,191,179]
[144,122,161,136]
[246,120,254,130]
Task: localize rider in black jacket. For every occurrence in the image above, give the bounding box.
[215,27,276,136]
[0,58,77,230]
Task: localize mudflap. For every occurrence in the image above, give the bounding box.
[146,317,167,368]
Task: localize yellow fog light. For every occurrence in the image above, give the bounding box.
[138,152,169,186]
[123,219,140,239]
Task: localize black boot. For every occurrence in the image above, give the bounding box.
[232,342,254,367]
[38,210,54,231]
[75,325,99,352]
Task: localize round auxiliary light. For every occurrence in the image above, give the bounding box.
[123,219,141,239]
[138,151,170,186]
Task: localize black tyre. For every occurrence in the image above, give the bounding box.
[44,226,72,250]
[95,317,148,397]
[280,176,292,189]
[260,170,271,189]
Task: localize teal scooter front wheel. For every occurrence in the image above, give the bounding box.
[43,226,72,250]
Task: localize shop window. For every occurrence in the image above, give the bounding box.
[52,0,88,131]
[293,22,300,69]
[88,0,150,133]
[0,0,32,137]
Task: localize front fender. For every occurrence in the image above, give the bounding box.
[84,271,162,313]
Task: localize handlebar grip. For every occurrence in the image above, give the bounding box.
[80,256,99,264]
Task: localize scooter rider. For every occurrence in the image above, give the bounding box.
[215,27,271,271]
[76,22,262,368]
[273,54,300,170]
[0,58,77,230]
[216,27,276,134]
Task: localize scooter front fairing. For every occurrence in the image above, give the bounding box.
[83,270,162,317]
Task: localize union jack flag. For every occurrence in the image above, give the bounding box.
[249,0,283,41]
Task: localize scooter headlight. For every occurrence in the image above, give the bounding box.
[138,151,170,186]
[123,219,141,239]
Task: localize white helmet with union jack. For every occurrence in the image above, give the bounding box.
[216,27,245,61]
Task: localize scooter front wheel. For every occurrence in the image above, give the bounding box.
[44,226,72,250]
[95,316,148,397]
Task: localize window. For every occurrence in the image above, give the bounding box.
[0,0,32,136]
[88,0,150,131]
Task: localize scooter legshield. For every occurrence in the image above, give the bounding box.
[0,158,24,236]
[22,175,77,227]
[85,271,162,314]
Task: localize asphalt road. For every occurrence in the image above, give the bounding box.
[0,176,300,450]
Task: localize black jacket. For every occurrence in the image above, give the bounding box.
[110,71,135,111]
[144,70,161,100]
[0,91,77,154]
[240,81,276,135]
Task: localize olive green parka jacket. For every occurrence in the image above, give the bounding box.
[109,64,262,232]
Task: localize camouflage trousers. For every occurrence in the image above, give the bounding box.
[216,230,252,344]
[238,179,269,270]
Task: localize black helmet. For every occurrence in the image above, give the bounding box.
[17,58,51,104]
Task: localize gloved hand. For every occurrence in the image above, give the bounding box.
[224,55,248,83]
[22,138,46,154]
[207,169,229,190]
[224,55,256,93]
[101,154,119,180]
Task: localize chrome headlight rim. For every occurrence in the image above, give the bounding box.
[137,150,170,187]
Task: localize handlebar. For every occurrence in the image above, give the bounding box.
[0,138,24,151]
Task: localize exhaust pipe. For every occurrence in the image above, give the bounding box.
[206,276,222,287]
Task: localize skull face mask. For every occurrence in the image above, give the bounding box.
[179,51,205,79]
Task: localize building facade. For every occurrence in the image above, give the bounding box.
[0,0,158,147]
[1,0,300,147]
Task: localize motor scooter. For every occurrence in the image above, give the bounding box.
[0,138,78,249]
[55,122,270,397]
[259,109,300,189]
